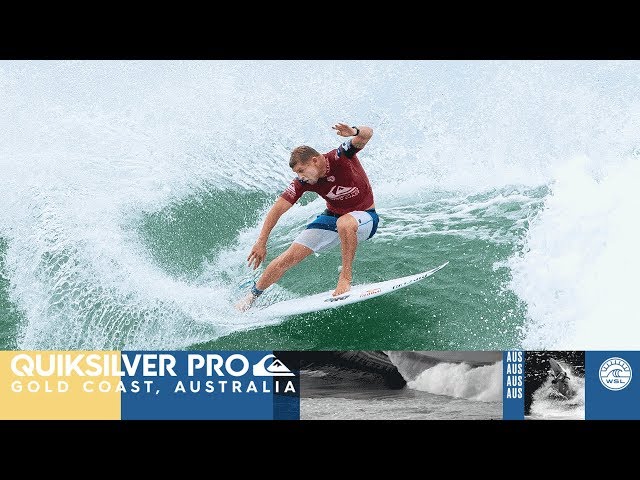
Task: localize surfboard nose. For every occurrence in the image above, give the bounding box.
[549,357,562,373]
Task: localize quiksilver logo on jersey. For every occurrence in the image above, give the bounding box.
[326,185,360,200]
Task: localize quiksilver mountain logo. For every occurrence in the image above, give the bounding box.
[326,185,359,200]
[253,354,295,377]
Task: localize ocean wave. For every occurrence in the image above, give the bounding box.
[2,60,640,349]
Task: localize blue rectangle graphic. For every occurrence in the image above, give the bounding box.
[586,351,639,420]
[120,351,300,420]
[503,350,524,419]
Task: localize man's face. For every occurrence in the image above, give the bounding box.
[293,156,323,184]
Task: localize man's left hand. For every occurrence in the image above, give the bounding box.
[332,122,357,137]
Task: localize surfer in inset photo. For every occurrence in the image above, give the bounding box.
[524,351,585,420]
[236,122,379,311]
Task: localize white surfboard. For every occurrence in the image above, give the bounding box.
[249,261,449,318]
[549,358,566,377]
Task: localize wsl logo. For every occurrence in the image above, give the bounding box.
[599,357,632,391]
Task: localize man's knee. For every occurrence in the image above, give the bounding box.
[274,244,312,269]
[337,214,358,234]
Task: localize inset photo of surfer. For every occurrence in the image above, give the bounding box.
[524,351,585,420]
[278,351,503,420]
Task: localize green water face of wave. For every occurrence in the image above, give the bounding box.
[136,186,541,350]
[139,190,272,280]
[0,238,20,349]
[0,186,544,351]
[188,232,528,351]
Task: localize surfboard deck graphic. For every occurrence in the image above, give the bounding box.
[248,261,449,318]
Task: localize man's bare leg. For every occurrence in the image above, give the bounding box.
[333,214,359,296]
[236,242,313,311]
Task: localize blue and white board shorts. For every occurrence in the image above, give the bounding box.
[293,209,380,253]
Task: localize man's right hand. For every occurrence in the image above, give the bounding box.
[247,241,267,269]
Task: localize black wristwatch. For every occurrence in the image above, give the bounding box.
[351,126,360,136]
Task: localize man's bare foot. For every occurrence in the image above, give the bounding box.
[332,276,351,296]
[235,292,257,312]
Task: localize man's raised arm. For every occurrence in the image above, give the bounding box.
[332,122,374,153]
[350,125,373,150]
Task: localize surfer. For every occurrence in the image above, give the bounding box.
[236,122,378,312]
[548,358,575,399]
[551,371,568,385]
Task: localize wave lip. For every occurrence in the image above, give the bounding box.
[294,351,503,402]
[397,352,503,403]
[509,156,640,350]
